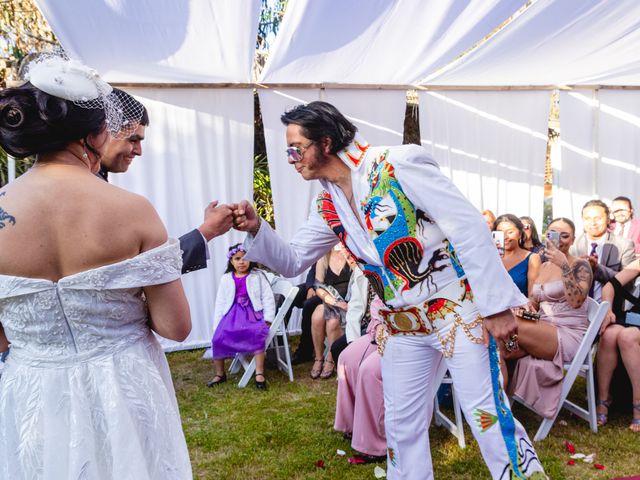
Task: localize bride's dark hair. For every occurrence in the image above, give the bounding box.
[0,82,106,159]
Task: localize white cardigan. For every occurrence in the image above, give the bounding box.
[212,270,276,331]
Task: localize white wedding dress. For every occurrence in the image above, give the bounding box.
[0,240,192,479]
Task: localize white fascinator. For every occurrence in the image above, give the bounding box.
[23,54,143,138]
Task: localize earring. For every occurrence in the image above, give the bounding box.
[82,152,89,161]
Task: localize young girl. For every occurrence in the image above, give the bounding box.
[207,244,275,389]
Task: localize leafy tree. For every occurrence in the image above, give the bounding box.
[1,0,57,186]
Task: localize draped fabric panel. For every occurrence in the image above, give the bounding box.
[555,91,599,224]
[418,90,550,227]
[429,0,640,86]
[35,0,261,82]
[110,88,255,350]
[597,90,640,204]
[260,0,523,84]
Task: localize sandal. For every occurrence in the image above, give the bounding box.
[320,360,335,379]
[310,358,323,379]
[255,372,267,390]
[206,373,227,387]
[596,399,612,426]
[630,403,640,432]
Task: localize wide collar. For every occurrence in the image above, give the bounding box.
[336,134,369,172]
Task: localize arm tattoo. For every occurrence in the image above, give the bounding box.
[0,192,16,230]
[561,259,592,305]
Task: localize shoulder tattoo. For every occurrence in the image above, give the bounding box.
[0,192,16,229]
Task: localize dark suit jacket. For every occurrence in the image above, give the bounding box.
[98,168,208,275]
[570,232,635,283]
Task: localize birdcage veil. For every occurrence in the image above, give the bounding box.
[23,53,144,139]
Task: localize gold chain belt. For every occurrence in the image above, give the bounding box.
[377,279,483,357]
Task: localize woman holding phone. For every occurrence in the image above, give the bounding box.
[494,214,541,296]
[504,218,593,418]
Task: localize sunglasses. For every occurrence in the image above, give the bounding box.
[523,224,531,230]
[285,141,314,163]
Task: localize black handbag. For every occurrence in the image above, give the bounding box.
[610,277,640,327]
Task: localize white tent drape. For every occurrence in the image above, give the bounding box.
[557,89,640,231]
[597,90,640,202]
[260,0,524,84]
[35,0,261,83]
[428,0,640,86]
[419,90,550,226]
[111,88,255,350]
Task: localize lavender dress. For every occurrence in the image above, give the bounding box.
[212,273,269,360]
[510,280,588,418]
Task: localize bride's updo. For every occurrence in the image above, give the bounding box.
[0,82,106,159]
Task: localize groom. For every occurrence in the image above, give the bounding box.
[99,89,234,274]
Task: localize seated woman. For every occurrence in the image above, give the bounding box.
[596,260,640,431]
[334,296,386,463]
[504,217,593,418]
[494,214,541,296]
[310,244,354,379]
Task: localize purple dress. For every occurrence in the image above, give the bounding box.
[212,273,269,360]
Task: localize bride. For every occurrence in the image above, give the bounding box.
[0,56,193,478]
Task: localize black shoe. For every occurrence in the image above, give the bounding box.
[206,374,226,387]
[255,372,267,390]
[291,351,312,365]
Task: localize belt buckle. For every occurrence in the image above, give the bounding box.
[382,306,431,335]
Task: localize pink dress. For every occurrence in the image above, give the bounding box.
[510,280,588,418]
[334,298,386,456]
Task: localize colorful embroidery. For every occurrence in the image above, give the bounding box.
[488,336,527,479]
[445,239,465,278]
[341,138,369,168]
[474,408,498,432]
[387,447,397,468]
[458,278,473,303]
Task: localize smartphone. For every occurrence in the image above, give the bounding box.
[492,231,505,257]
[546,230,560,247]
[520,310,541,321]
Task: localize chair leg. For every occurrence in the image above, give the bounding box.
[281,333,294,381]
[586,365,598,433]
[238,357,257,388]
[451,387,466,449]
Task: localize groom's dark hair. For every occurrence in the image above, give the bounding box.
[281,101,357,154]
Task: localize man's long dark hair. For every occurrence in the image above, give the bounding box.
[280,101,357,153]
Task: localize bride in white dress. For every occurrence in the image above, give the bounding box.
[0,56,193,479]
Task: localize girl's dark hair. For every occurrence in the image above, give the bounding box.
[225,243,256,273]
[280,101,357,153]
[548,217,576,235]
[494,213,526,248]
[0,82,106,159]
[520,215,543,248]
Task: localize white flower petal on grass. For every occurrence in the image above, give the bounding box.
[336,449,346,456]
[374,465,386,478]
[570,453,586,460]
[582,453,595,463]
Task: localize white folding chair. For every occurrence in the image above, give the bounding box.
[229,278,299,388]
[513,298,609,441]
[433,359,466,448]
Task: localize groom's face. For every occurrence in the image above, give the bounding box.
[101,124,146,173]
[286,124,329,181]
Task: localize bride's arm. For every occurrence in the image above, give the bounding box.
[134,196,191,341]
[144,281,191,341]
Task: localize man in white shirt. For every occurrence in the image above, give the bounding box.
[610,196,640,258]
[570,199,635,301]
[232,102,545,480]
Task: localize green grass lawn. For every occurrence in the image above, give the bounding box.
[169,349,639,480]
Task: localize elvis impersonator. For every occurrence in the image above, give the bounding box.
[233,101,546,480]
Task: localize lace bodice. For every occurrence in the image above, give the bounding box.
[0,240,182,362]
